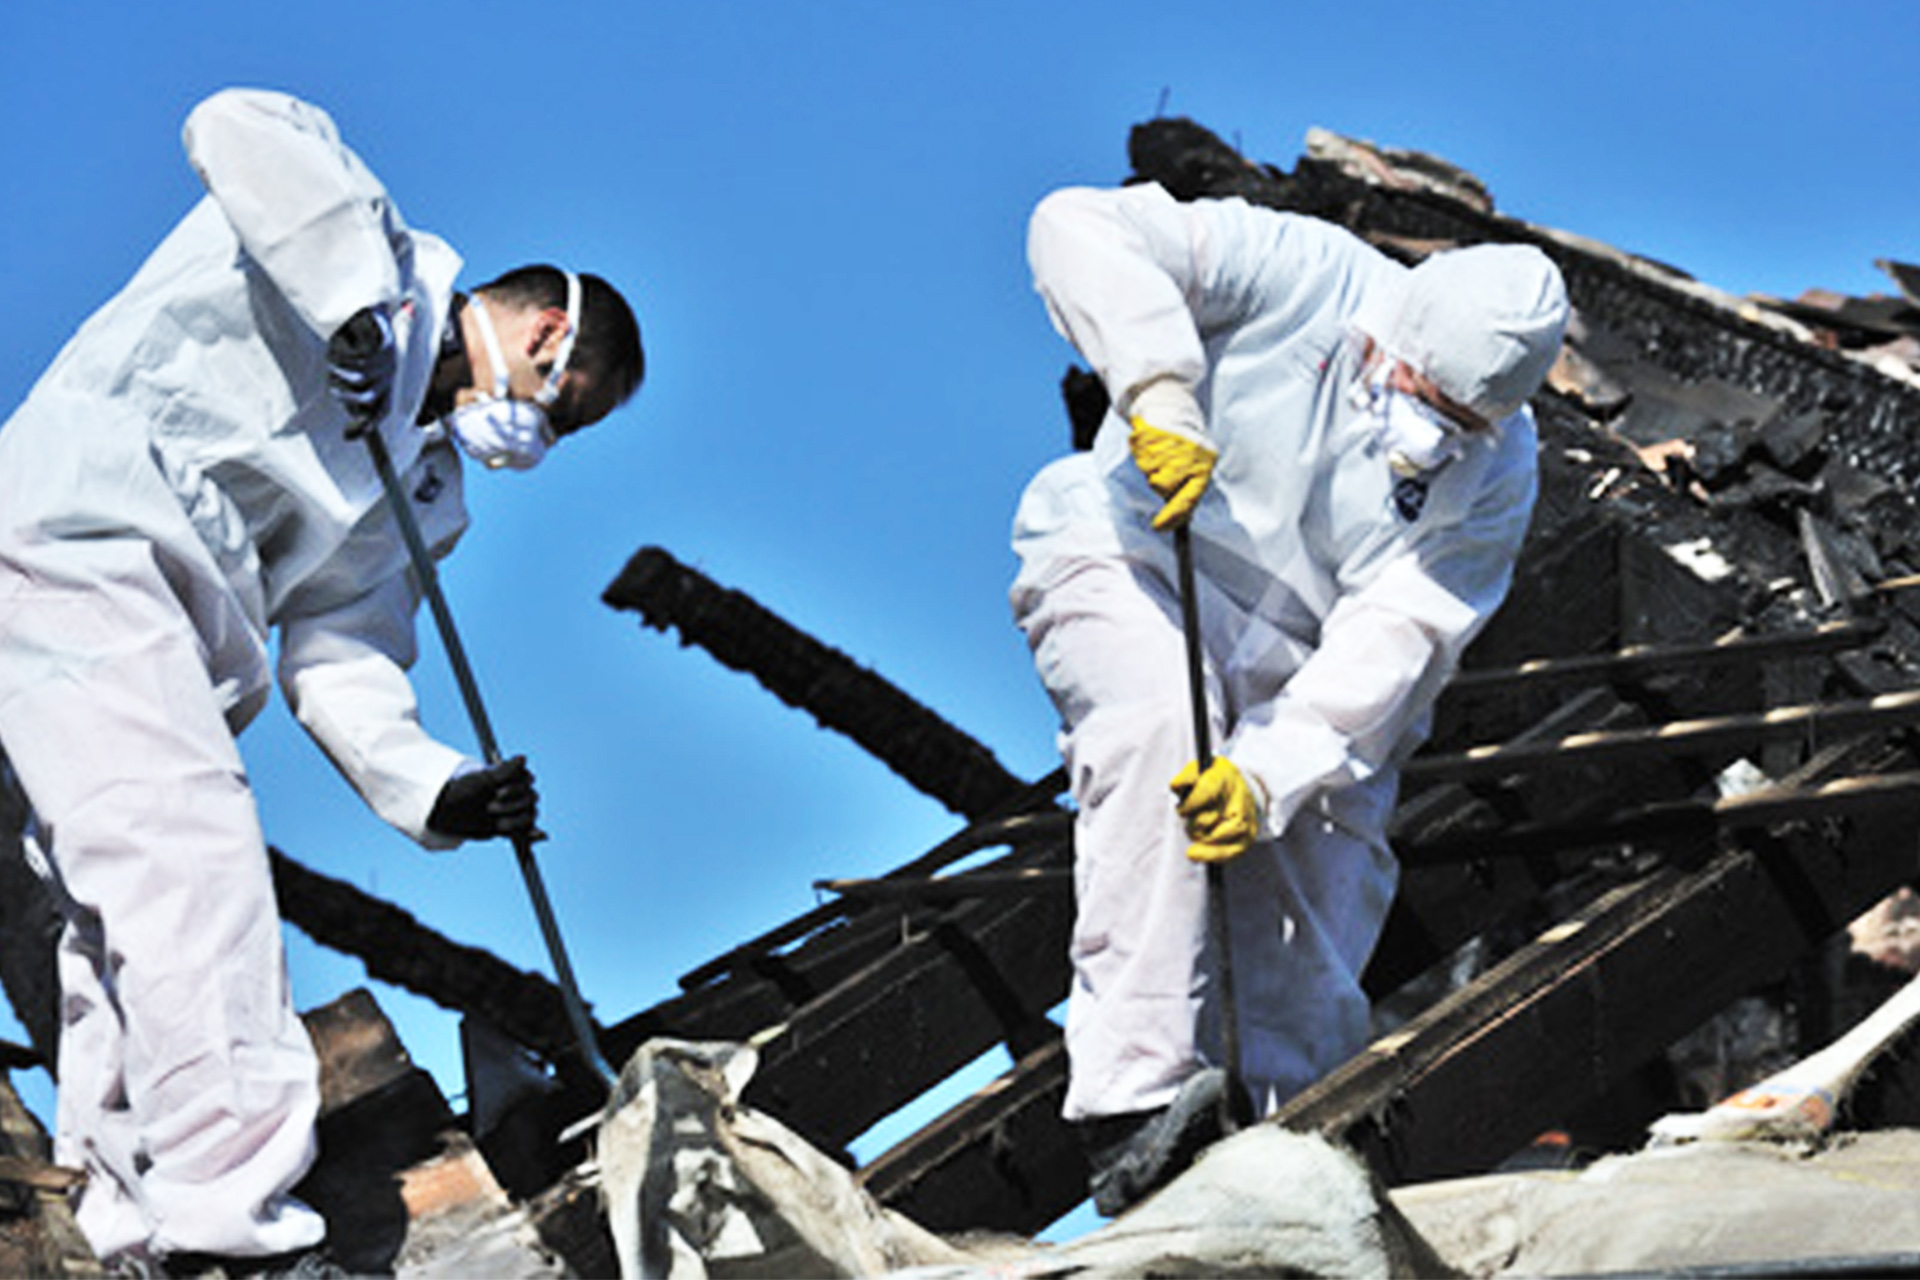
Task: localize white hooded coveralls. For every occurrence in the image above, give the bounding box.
[1011,184,1540,1121]
[0,89,473,1261]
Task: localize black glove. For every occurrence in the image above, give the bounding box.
[327,304,399,438]
[428,755,543,842]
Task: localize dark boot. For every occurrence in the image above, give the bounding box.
[1078,1067,1231,1217]
[160,1244,348,1279]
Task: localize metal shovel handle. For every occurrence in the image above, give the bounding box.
[1174,525,1243,1124]
[362,427,616,1089]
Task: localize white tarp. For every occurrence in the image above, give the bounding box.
[594,1037,1444,1279]
[595,1039,971,1279]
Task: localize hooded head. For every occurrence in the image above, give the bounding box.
[1355,243,1570,425]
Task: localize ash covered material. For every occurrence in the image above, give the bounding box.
[596,1039,974,1279]
[1396,1134,1920,1277]
[598,1036,1449,1280]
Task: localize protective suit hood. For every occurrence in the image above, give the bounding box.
[1354,242,1569,423]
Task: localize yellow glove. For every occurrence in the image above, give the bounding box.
[1129,417,1217,531]
[1170,756,1263,864]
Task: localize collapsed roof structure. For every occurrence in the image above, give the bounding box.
[7,116,1920,1275]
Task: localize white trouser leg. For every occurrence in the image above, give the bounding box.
[1217,775,1398,1114]
[1018,554,1216,1120]
[0,538,324,1261]
[1017,550,1398,1121]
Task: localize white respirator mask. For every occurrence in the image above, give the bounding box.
[439,271,581,471]
[1366,367,1462,478]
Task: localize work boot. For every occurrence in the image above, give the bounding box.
[160,1244,348,1279]
[1078,1067,1232,1217]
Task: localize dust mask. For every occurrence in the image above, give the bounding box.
[439,272,580,471]
[1365,367,1461,478]
[442,396,552,471]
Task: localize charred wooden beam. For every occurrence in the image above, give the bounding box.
[1407,691,1920,785]
[858,1036,1081,1234]
[603,546,1028,821]
[1278,767,1920,1185]
[1403,770,1920,867]
[739,881,1073,1157]
[294,990,460,1276]
[1442,619,1883,697]
[601,791,1071,1062]
[268,848,590,1076]
[816,866,1072,904]
[0,1156,81,1194]
[811,768,1920,899]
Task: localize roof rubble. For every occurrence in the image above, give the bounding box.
[9,117,1920,1276]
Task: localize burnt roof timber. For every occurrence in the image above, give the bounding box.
[603,546,1030,822]
[1406,689,1920,786]
[267,847,604,1093]
[1280,745,1920,1185]
[590,797,1075,1149]
[1442,618,1881,696]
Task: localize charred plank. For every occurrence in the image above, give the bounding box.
[1279,778,1920,1185]
[604,547,1028,821]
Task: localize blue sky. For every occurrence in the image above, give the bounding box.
[3,0,1918,1230]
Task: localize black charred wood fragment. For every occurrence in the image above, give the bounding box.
[1125,116,1295,206]
[268,848,587,1075]
[1060,365,1109,451]
[1878,258,1920,311]
[1703,460,1822,518]
[1759,408,1830,476]
[0,769,58,1072]
[1819,456,1901,524]
[604,547,1027,822]
[859,1036,1081,1235]
[1687,420,1752,487]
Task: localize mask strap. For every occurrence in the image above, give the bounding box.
[535,271,581,408]
[469,294,513,400]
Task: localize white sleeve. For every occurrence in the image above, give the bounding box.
[182,87,405,338]
[277,569,470,850]
[1025,183,1363,420]
[1226,425,1539,836]
[1026,183,1212,416]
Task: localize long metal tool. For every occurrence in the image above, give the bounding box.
[362,429,616,1088]
[1174,525,1243,1123]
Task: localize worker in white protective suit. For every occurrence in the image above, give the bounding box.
[0,88,643,1273]
[1010,181,1567,1216]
